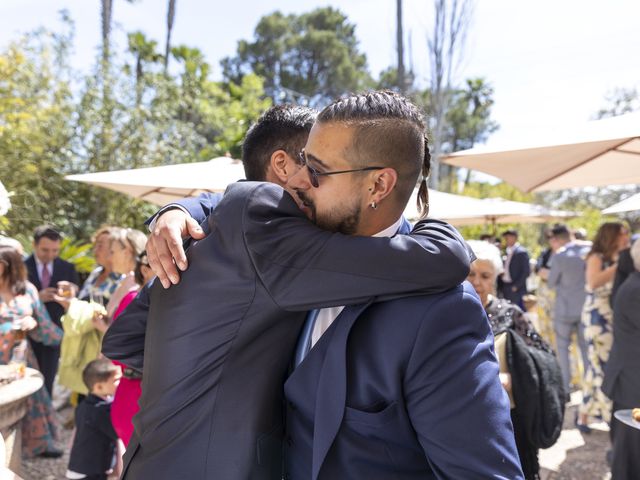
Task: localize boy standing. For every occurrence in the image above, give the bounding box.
[66,359,122,480]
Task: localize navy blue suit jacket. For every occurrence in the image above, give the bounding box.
[285,282,523,479]
[103,184,473,480]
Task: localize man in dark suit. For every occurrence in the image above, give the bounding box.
[603,239,640,479]
[282,92,522,479]
[25,225,79,395]
[498,229,530,309]
[103,100,475,480]
[610,235,638,305]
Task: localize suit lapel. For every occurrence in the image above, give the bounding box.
[311,301,372,480]
[25,256,41,290]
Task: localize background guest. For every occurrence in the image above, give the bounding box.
[467,240,564,480]
[546,224,590,402]
[0,245,63,458]
[96,228,149,446]
[498,229,530,309]
[58,226,125,405]
[603,238,640,479]
[24,225,79,396]
[578,222,630,430]
[610,233,638,305]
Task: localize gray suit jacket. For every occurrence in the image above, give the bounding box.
[547,242,589,319]
[103,181,471,480]
[603,271,640,406]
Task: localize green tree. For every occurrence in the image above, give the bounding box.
[221,7,372,106]
[0,21,78,237]
[595,87,640,119]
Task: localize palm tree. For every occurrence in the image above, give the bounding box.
[164,0,177,72]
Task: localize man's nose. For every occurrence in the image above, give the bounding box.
[289,165,312,190]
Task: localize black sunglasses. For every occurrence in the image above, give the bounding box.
[297,149,386,188]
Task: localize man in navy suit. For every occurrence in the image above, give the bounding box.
[104,101,475,479]
[283,92,523,479]
[25,225,79,395]
[498,229,530,309]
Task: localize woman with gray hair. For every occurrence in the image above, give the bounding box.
[467,240,564,480]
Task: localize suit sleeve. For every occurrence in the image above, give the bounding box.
[145,192,224,226]
[241,183,472,310]
[547,255,561,288]
[511,250,531,289]
[611,249,634,305]
[403,289,524,479]
[101,282,152,371]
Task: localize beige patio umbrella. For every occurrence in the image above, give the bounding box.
[404,189,576,227]
[65,157,245,206]
[442,112,640,192]
[602,192,640,214]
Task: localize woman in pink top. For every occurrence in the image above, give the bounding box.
[99,228,151,446]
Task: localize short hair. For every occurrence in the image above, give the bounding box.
[502,229,518,238]
[82,358,119,392]
[0,246,27,295]
[467,240,504,276]
[241,104,317,181]
[114,228,147,258]
[551,224,571,241]
[33,225,62,244]
[317,90,429,216]
[91,225,120,244]
[630,237,640,271]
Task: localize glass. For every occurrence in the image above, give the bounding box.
[297,149,386,188]
[57,281,74,298]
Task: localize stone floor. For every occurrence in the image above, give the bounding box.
[18,393,613,480]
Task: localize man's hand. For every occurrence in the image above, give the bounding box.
[39,287,58,303]
[147,208,206,288]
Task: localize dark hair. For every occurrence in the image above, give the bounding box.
[33,225,62,244]
[134,251,150,286]
[317,90,430,216]
[589,222,627,262]
[502,229,518,238]
[82,358,119,392]
[550,224,571,241]
[0,246,27,295]
[241,104,317,181]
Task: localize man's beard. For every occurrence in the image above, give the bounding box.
[297,191,361,235]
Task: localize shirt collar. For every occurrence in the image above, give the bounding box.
[34,256,53,271]
[373,217,404,238]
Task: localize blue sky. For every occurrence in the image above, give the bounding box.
[2,0,639,146]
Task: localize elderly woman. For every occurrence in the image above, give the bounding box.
[467,240,564,480]
[0,245,63,458]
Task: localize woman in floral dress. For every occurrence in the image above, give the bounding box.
[0,245,62,457]
[577,222,629,429]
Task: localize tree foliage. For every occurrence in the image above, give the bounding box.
[221,7,372,106]
[1,15,270,241]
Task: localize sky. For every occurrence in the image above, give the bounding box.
[2,0,639,147]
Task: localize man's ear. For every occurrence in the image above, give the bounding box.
[369,168,398,204]
[268,150,292,184]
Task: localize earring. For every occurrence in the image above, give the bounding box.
[370,202,377,209]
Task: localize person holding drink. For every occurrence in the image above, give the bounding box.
[24,225,79,396]
[0,244,64,458]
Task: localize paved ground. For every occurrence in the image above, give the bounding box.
[19,393,612,480]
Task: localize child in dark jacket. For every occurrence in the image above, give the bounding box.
[66,358,122,480]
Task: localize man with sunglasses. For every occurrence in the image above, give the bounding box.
[103,101,475,480]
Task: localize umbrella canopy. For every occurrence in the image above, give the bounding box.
[442,112,640,192]
[65,157,245,206]
[602,192,640,214]
[403,189,576,226]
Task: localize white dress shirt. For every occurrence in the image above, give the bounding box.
[310,217,404,348]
